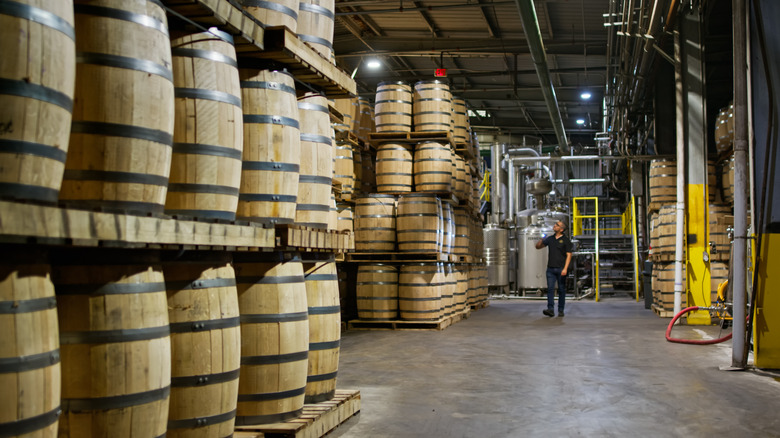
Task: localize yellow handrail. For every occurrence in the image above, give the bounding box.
[572,197,600,301]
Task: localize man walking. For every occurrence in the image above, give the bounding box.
[535,220,573,317]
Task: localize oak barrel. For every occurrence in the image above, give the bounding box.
[233,255,309,425]
[334,139,354,201]
[454,265,469,313]
[336,202,353,233]
[452,96,469,144]
[396,193,442,253]
[296,93,333,229]
[356,264,398,320]
[376,142,413,193]
[61,0,174,214]
[52,251,171,438]
[453,206,470,255]
[0,253,61,437]
[163,255,240,437]
[237,68,300,225]
[302,260,341,403]
[414,141,452,193]
[166,30,243,221]
[652,262,687,311]
[441,201,455,254]
[398,264,442,321]
[708,203,732,260]
[0,0,75,204]
[413,80,452,132]
[296,0,335,60]
[374,81,412,133]
[441,264,456,317]
[648,159,676,210]
[354,194,396,251]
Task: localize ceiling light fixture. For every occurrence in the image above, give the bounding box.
[576,119,585,125]
[580,91,592,100]
[366,59,381,69]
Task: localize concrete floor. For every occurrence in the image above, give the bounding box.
[330,298,780,437]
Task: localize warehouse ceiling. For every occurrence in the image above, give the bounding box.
[333,0,611,148]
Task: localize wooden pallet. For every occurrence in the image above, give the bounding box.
[276,225,354,252]
[162,0,265,52]
[0,200,275,250]
[347,310,468,331]
[235,390,361,438]
[246,27,356,97]
[346,251,450,263]
[652,304,675,318]
[368,131,455,147]
[471,300,490,310]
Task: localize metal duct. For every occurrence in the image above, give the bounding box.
[513,0,570,155]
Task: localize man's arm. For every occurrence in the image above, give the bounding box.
[535,237,546,249]
[561,252,572,276]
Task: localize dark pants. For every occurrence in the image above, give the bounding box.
[546,267,566,312]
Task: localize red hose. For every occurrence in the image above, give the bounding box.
[665,306,733,345]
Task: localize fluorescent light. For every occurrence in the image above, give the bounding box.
[576,119,585,125]
[580,92,592,100]
[366,59,381,69]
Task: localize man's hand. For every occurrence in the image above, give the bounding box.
[561,268,567,276]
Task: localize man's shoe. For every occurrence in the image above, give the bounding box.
[558,311,565,317]
[543,309,554,317]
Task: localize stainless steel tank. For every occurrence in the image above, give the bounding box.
[483,224,509,286]
[516,214,554,290]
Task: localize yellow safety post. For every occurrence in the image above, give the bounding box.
[631,196,641,302]
[754,232,780,368]
[686,183,711,325]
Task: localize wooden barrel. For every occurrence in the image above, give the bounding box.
[332,97,358,134]
[302,260,340,403]
[396,193,442,253]
[356,97,373,140]
[710,261,729,303]
[398,264,442,321]
[296,93,333,228]
[336,203,353,233]
[237,68,300,225]
[0,0,75,204]
[240,0,298,32]
[467,265,478,306]
[352,144,363,188]
[354,194,396,251]
[454,266,469,313]
[61,0,174,214]
[441,264,456,317]
[441,201,455,254]
[649,211,659,256]
[0,253,61,437]
[715,107,730,153]
[452,97,469,144]
[166,30,243,221]
[361,148,378,193]
[413,80,451,132]
[376,143,413,193]
[414,141,452,193]
[648,159,676,210]
[327,194,338,230]
[453,206,470,255]
[708,203,732,260]
[233,256,309,425]
[374,81,412,133]
[356,264,398,320]
[652,262,687,312]
[334,140,354,201]
[163,255,240,437]
[297,0,335,60]
[454,155,468,200]
[52,252,171,438]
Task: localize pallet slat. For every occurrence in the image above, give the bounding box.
[348,310,470,331]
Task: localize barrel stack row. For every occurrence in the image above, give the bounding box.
[0,0,347,233]
[1,250,344,436]
[647,158,735,314]
[356,263,488,322]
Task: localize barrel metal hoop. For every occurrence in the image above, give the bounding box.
[0,296,56,314]
[240,312,308,324]
[300,133,332,145]
[309,340,340,350]
[298,2,335,18]
[169,316,240,334]
[59,325,170,345]
[235,409,303,426]
[242,114,299,129]
[62,169,169,187]
[74,4,168,36]
[77,52,172,81]
[0,78,74,111]
[298,175,332,185]
[167,183,240,196]
[62,386,171,412]
[175,88,241,108]
[0,406,61,437]
[172,143,242,160]
[55,281,166,296]
[167,409,237,430]
[240,80,296,95]
[1,1,75,39]
[171,48,237,68]
[71,120,173,145]
[0,350,60,374]
[307,305,340,315]
[240,351,308,366]
[170,368,240,388]
[306,371,338,382]
[237,386,306,402]
[297,101,329,113]
[297,34,333,49]
[241,0,298,19]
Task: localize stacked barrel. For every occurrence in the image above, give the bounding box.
[328,79,487,326]
[0,0,355,435]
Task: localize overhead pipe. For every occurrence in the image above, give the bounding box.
[513,0,570,155]
[504,147,541,222]
[731,0,748,369]
[506,154,670,163]
[630,0,669,109]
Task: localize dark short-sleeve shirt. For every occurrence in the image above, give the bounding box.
[542,234,573,268]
